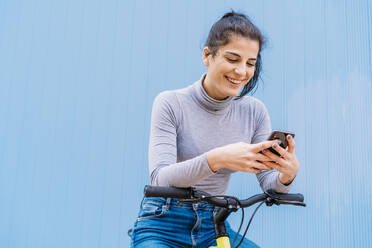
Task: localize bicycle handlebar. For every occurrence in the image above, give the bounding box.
[144,185,305,208]
[145,185,193,199]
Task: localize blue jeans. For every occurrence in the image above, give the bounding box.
[130,197,260,248]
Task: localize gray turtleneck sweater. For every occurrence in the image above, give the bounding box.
[149,75,293,195]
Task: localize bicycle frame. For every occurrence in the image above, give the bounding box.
[212,236,231,248]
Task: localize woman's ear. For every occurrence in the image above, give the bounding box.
[202,47,211,67]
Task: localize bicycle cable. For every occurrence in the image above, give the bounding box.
[231,206,244,247]
[234,201,265,248]
[196,193,266,248]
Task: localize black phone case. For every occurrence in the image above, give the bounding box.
[267,131,295,156]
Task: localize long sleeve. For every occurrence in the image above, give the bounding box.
[148,92,215,187]
[252,100,294,193]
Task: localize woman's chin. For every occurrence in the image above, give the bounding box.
[223,82,244,96]
[224,87,243,97]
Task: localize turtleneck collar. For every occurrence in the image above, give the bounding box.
[191,74,235,115]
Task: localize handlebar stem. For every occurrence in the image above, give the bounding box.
[213,208,230,239]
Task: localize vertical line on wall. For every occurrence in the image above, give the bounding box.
[79,0,104,245]
[163,0,171,89]
[301,0,312,247]
[75,0,90,245]
[11,11,35,246]
[282,1,286,130]
[184,2,190,84]
[96,0,119,246]
[98,0,120,245]
[24,1,49,245]
[322,1,332,247]
[64,0,86,246]
[34,0,68,247]
[367,0,372,99]
[59,1,74,247]
[365,3,372,246]
[343,0,356,246]
[4,0,26,245]
[141,0,155,187]
[118,0,136,245]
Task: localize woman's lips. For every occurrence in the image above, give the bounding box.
[225,76,246,87]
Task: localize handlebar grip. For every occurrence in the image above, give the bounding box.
[267,191,304,202]
[144,185,193,199]
[285,193,304,202]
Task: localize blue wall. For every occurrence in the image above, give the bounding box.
[1,0,371,247]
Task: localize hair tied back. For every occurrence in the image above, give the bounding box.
[221,11,247,20]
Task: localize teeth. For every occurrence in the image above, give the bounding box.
[226,76,245,84]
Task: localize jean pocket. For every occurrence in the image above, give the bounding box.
[137,197,168,221]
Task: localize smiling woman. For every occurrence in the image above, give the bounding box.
[203,11,265,99]
[130,11,299,248]
[202,36,260,100]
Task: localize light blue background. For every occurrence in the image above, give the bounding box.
[1,0,371,247]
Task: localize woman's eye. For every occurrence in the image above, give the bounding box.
[226,58,238,62]
[247,62,255,67]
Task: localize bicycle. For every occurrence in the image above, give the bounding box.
[143,185,306,248]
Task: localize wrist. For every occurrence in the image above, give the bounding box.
[279,173,295,185]
[206,148,223,172]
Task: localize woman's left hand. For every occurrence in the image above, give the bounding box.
[261,135,299,185]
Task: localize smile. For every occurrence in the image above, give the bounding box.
[225,76,246,85]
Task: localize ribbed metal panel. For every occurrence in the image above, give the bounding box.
[0,0,371,247]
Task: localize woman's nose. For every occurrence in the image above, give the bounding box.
[234,65,246,76]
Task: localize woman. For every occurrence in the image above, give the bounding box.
[130,11,300,248]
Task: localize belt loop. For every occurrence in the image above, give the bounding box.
[165,197,171,210]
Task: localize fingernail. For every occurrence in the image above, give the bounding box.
[262,149,267,153]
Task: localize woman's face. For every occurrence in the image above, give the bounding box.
[202,35,260,100]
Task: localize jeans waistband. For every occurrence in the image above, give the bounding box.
[144,197,216,210]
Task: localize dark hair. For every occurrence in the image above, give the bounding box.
[205,11,265,97]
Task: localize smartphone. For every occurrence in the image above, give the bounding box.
[266,130,295,156]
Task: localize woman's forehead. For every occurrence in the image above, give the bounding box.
[219,36,259,57]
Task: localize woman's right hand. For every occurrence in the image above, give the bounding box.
[206,140,278,173]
